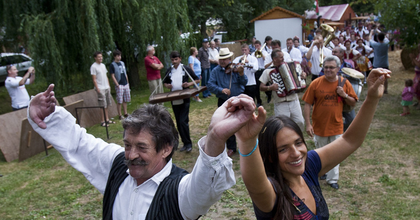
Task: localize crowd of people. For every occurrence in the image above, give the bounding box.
[5,17,420,220]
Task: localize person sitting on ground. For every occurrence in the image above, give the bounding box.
[27,84,235,219]
[5,65,36,111]
[218,68,390,219]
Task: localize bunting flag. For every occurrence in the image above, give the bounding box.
[313,0,319,15]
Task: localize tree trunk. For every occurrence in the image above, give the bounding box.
[401,47,419,70]
[128,60,141,88]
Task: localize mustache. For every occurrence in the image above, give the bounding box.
[124,158,149,166]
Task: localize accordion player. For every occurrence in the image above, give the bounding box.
[269,61,307,97]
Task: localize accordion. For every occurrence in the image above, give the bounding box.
[269,62,306,97]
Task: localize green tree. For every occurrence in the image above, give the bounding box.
[1,0,192,97]
[187,0,314,44]
[375,0,420,47]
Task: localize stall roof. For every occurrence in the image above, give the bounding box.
[306,4,349,21]
[250,6,304,23]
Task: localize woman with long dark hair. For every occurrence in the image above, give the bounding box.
[228,68,391,219]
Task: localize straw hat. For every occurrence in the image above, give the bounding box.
[218,48,234,59]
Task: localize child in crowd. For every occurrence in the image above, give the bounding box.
[401,79,414,116]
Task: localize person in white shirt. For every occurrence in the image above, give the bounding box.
[251,40,269,107]
[282,38,302,63]
[5,65,36,111]
[233,44,259,102]
[293,37,309,57]
[90,51,114,127]
[331,37,346,50]
[306,35,332,80]
[263,36,273,54]
[264,40,291,68]
[163,51,200,152]
[208,40,219,71]
[28,84,236,220]
[355,22,369,39]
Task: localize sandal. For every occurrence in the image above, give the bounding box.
[107,120,116,124]
[101,122,109,127]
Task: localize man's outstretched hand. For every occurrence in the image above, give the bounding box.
[29,84,56,129]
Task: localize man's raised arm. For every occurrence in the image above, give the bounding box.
[28,84,123,194]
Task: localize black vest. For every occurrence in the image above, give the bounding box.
[102,152,189,220]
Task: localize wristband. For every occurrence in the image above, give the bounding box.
[238,139,258,157]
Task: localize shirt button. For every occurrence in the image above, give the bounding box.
[131,211,133,215]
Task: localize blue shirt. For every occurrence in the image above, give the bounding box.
[254,150,329,220]
[207,65,248,100]
[188,56,201,77]
[249,44,256,53]
[370,39,389,68]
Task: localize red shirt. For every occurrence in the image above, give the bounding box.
[144,56,162,81]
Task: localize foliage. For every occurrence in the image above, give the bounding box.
[1,0,192,97]
[374,0,420,47]
[187,0,315,43]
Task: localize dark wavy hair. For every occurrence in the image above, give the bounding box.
[258,115,308,220]
[122,104,179,162]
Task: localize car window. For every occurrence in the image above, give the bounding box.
[0,57,10,66]
[9,55,29,64]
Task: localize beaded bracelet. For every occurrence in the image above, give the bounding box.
[238,139,258,157]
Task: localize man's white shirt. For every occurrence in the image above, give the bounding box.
[233,54,258,86]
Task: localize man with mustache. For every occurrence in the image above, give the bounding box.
[28,85,235,219]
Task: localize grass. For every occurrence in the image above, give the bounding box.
[1,50,419,219]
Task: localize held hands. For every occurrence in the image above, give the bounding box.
[29,84,56,129]
[366,68,391,99]
[208,95,263,143]
[235,98,267,142]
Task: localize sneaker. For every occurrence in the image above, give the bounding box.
[320,174,327,180]
[400,113,408,116]
[119,115,124,120]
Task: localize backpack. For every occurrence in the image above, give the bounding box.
[338,76,354,112]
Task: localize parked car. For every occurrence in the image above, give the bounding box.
[0,53,33,83]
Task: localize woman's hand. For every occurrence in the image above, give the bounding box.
[366,68,391,99]
[235,98,267,142]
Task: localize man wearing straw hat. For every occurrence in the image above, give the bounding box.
[163,51,200,153]
[208,48,248,157]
